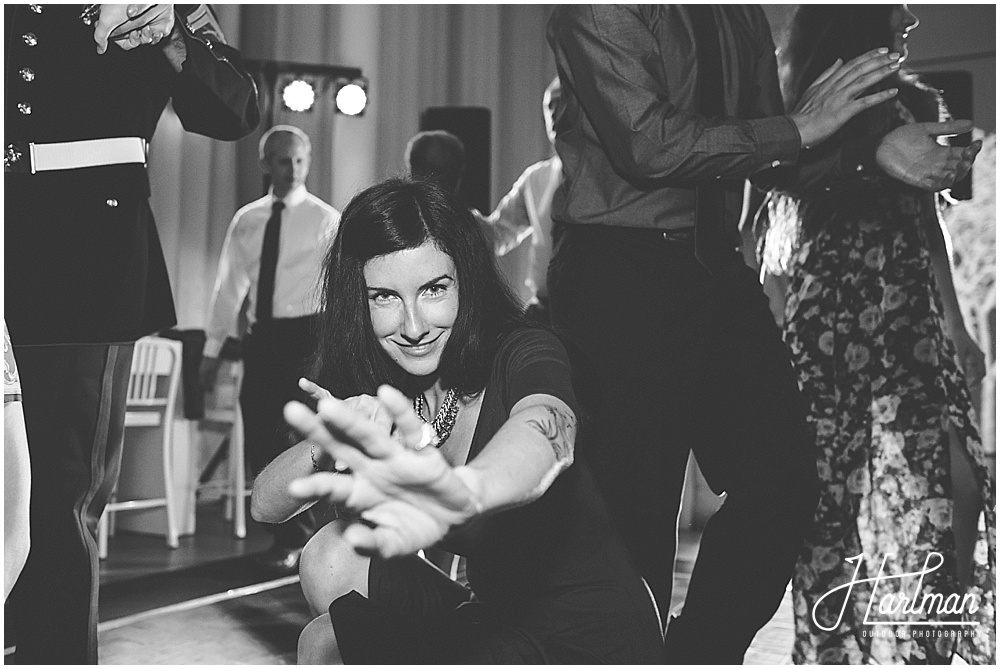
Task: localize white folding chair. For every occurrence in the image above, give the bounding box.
[196,358,248,539]
[98,336,183,558]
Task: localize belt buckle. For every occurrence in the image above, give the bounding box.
[4,143,28,173]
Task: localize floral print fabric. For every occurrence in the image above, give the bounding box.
[784,191,996,664]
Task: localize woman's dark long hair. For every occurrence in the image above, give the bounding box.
[760,5,946,274]
[780,5,941,141]
[310,176,530,400]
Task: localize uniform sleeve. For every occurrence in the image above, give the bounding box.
[499,329,580,420]
[4,321,22,403]
[169,4,260,140]
[547,5,800,185]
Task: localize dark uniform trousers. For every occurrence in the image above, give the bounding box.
[548,223,820,664]
[8,344,134,664]
[240,315,320,549]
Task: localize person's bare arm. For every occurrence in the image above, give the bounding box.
[5,401,31,602]
[920,196,985,385]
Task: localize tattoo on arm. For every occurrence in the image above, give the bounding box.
[526,405,576,464]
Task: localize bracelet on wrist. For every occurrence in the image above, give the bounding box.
[309,442,320,472]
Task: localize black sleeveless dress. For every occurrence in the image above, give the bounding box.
[328,328,664,663]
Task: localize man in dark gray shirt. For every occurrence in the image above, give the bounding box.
[546,5,977,663]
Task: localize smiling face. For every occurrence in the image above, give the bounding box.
[364,241,459,378]
[889,5,919,61]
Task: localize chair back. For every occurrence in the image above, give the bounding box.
[126,337,183,427]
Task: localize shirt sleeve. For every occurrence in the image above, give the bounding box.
[752,135,883,197]
[481,168,536,256]
[4,320,22,403]
[548,5,800,185]
[204,213,251,358]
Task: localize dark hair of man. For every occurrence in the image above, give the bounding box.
[405,131,466,194]
[310,177,530,400]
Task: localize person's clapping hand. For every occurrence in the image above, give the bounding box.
[876,120,982,191]
[94,4,175,54]
[789,48,901,149]
[284,385,483,558]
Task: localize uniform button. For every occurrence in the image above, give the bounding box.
[106,199,119,208]
[855,164,864,172]
[29,5,43,13]
[23,33,38,47]
[17,103,32,115]
[20,68,35,82]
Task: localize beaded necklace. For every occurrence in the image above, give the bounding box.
[412,388,459,447]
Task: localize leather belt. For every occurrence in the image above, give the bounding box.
[5,137,147,174]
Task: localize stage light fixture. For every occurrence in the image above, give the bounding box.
[282,78,316,113]
[334,77,368,116]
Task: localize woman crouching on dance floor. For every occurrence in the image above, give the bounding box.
[250,177,664,664]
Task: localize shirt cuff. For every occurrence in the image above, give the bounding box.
[838,136,882,180]
[203,338,225,358]
[750,115,801,170]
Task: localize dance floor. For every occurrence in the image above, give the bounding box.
[88,505,795,664]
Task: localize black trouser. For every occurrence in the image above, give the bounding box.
[548,224,819,664]
[240,315,319,550]
[8,343,134,665]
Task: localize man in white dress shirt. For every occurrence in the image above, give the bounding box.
[480,78,563,322]
[200,125,339,572]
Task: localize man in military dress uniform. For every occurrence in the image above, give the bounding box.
[4,4,259,663]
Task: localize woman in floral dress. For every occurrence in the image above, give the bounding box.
[762,5,995,664]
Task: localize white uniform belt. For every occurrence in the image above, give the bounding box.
[29,137,147,173]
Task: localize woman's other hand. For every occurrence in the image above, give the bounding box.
[299,381,393,439]
[283,386,482,558]
[876,121,982,191]
[298,378,333,403]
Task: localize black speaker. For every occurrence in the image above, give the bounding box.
[420,107,491,213]
[919,70,973,201]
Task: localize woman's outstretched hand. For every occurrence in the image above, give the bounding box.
[284,385,483,558]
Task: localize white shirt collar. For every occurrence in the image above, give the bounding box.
[270,184,308,209]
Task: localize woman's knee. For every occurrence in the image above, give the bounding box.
[300,519,369,614]
[298,614,341,664]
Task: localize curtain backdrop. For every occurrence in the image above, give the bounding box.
[150,4,556,329]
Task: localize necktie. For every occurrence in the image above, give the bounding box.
[256,200,285,321]
[688,6,733,275]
